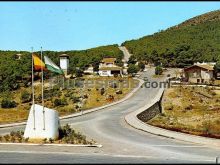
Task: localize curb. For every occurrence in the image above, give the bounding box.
[0,78,144,129]
[124,88,220,148]
[0,142,102,147]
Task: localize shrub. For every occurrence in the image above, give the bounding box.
[42,138,47,143]
[64,93,71,97]
[185,105,193,111]
[201,121,211,135]
[75,69,83,77]
[49,138,54,143]
[24,137,29,143]
[54,98,68,107]
[138,61,145,71]
[3,135,10,142]
[83,94,88,99]
[116,90,123,94]
[1,99,17,108]
[100,88,105,95]
[164,103,173,110]
[155,66,163,75]
[127,64,139,74]
[20,90,31,103]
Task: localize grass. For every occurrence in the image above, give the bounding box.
[152,74,164,78]
[0,76,138,124]
[148,86,220,139]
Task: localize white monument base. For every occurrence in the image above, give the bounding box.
[24,104,60,140]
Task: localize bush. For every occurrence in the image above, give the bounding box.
[155,66,163,75]
[71,96,80,103]
[42,138,47,143]
[100,88,105,95]
[49,138,54,143]
[165,103,173,110]
[138,61,145,71]
[185,105,193,111]
[116,90,123,94]
[20,90,31,103]
[54,98,68,107]
[83,94,88,99]
[1,99,17,108]
[75,69,83,77]
[127,64,139,74]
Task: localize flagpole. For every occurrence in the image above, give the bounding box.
[41,47,46,130]
[31,47,36,130]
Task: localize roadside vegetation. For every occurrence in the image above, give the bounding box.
[0,76,138,124]
[148,86,220,138]
[0,124,95,145]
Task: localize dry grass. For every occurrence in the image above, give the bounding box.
[148,86,220,138]
[0,77,138,124]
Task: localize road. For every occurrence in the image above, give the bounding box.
[0,68,220,164]
[119,46,131,62]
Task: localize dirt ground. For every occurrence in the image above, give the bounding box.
[148,85,220,138]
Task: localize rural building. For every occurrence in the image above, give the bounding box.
[98,58,122,76]
[183,62,215,84]
[84,65,94,74]
[59,54,69,76]
[16,53,22,60]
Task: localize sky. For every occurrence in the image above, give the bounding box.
[0,2,220,51]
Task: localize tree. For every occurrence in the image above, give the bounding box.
[122,11,220,69]
[127,64,139,74]
[214,61,220,78]
[1,99,17,108]
[20,90,31,103]
[138,62,145,71]
[128,56,137,64]
[155,66,163,75]
[75,69,83,77]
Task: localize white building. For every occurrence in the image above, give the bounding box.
[98,58,122,77]
[59,54,69,76]
[183,63,214,84]
[84,65,94,74]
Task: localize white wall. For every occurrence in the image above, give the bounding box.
[60,58,69,70]
[201,70,213,79]
[99,70,112,76]
[24,104,60,140]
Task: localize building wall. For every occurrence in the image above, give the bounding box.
[185,67,213,83]
[60,58,69,70]
[201,70,213,80]
[99,70,112,76]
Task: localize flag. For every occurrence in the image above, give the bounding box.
[44,56,64,75]
[33,54,46,71]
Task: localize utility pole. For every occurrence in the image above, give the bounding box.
[31,47,36,130]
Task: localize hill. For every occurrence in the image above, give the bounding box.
[0,44,123,92]
[122,10,220,67]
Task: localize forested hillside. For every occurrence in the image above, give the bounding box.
[1,9,220,92]
[122,10,220,67]
[0,44,123,92]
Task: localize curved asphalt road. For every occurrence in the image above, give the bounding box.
[0,68,220,164]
